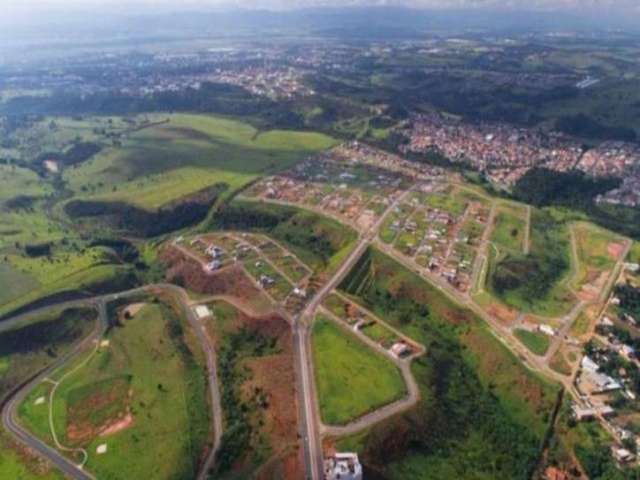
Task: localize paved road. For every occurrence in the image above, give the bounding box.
[1,284,224,480]
[293,190,411,480]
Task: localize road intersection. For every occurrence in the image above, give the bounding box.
[0,186,632,480]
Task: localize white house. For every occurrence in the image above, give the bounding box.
[324,453,363,480]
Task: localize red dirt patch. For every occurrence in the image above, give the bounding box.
[100,412,134,437]
[608,242,625,260]
[161,247,271,311]
[66,380,132,446]
[486,302,519,324]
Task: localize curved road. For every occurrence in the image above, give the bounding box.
[1,284,224,480]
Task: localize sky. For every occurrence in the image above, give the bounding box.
[2,0,638,32]
[4,0,640,12]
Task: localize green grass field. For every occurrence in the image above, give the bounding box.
[18,301,210,480]
[312,315,405,425]
[63,114,336,209]
[0,264,136,319]
[491,209,526,253]
[0,431,64,480]
[488,209,575,317]
[570,222,622,291]
[514,329,551,356]
[0,165,53,202]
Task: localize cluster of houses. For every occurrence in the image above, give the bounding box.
[400,113,640,207]
[205,244,225,272]
[573,351,640,467]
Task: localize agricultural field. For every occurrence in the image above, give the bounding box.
[203,301,302,479]
[312,315,406,425]
[17,300,210,480]
[338,247,559,478]
[63,114,336,210]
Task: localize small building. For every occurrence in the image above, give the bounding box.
[259,275,275,288]
[597,405,616,418]
[390,342,412,359]
[620,344,635,360]
[324,452,363,480]
[539,324,557,337]
[194,305,212,319]
[600,316,614,327]
[206,260,222,272]
[572,404,596,422]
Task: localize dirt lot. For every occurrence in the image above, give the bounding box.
[161,247,273,312]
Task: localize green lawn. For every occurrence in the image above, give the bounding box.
[19,302,210,480]
[312,316,405,425]
[63,114,336,210]
[514,329,551,356]
[570,222,623,291]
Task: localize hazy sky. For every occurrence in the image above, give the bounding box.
[5,0,640,12]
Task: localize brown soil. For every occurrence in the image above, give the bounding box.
[209,305,303,479]
[161,247,269,307]
[608,242,625,260]
[100,412,134,437]
[486,302,519,324]
[66,381,132,446]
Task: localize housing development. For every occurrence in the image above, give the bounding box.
[1,4,640,480]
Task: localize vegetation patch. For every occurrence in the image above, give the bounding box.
[489,209,574,316]
[514,328,551,356]
[338,247,559,479]
[312,315,406,425]
[205,301,302,479]
[64,182,227,237]
[0,307,97,400]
